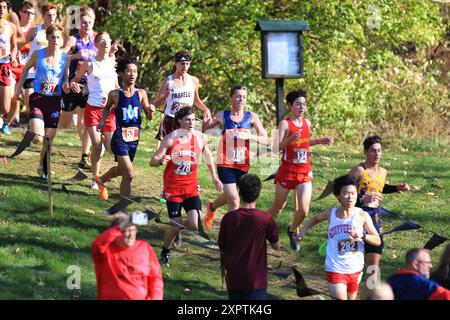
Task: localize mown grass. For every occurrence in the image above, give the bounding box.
[0,126,448,300]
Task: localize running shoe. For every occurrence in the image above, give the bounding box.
[160,248,170,266]
[172,232,182,249]
[287,228,300,251]
[95,176,109,201]
[78,155,91,169]
[90,180,99,190]
[36,166,54,180]
[204,201,216,229]
[1,124,10,135]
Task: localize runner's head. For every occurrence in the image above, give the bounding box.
[0,0,11,19]
[230,85,248,111]
[175,106,196,131]
[46,25,64,49]
[363,135,382,164]
[117,57,139,86]
[94,31,111,54]
[174,50,191,75]
[79,5,95,35]
[237,174,262,204]
[286,90,307,117]
[333,175,358,208]
[19,1,35,25]
[42,3,57,26]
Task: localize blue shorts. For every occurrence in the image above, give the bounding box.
[110,134,139,162]
[217,167,248,184]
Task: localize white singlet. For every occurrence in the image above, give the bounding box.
[164,74,195,117]
[27,24,48,79]
[86,56,117,107]
[0,21,11,64]
[325,207,364,274]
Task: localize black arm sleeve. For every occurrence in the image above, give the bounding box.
[382,184,398,194]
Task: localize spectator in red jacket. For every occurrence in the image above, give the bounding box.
[91,213,164,300]
[387,248,450,300]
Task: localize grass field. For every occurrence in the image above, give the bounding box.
[0,126,448,300]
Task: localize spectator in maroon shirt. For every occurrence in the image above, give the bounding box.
[218,174,280,300]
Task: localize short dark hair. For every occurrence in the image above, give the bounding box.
[237,174,262,203]
[117,56,139,73]
[405,248,429,265]
[46,25,64,37]
[229,85,247,97]
[175,50,191,62]
[20,1,34,11]
[333,175,358,196]
[174,106,195,124]
[363,135,382,151]
[286,89,307,105]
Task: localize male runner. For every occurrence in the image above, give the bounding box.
[150,107,222,265]
[203,85,269,229]
[269,89,333,251]
[153,50,211,142]
[97,57,155,200]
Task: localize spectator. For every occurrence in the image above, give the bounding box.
[431,243,450,290]
[91,213,164,300]
[387,248,450,300]
[218,174,280,300]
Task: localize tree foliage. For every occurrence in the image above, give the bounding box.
[55,0,449,140]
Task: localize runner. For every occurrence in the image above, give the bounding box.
[4,1,35,128]
[203,85,269,229]
[298,175,381,300]
[269,89,333,251]
[15,25,70,179]
[19,3,57,121]
[153,50,211,143]
[149,107,223,266]
[70,32,118,188]
[348,135,410,275]
[0,0,18,134]
[97,57,155,200]
[61,6,97,169]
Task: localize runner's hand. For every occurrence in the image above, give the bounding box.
[70,81,82,93]
[347,227,362,240]
[63,82,71,94]
[77,49,88,60]
[322,137,333,145]
[203,108,212,124]
[15,88,24,101]
[397,183,410,192]
[297,230,306,241]
[10,56,18,68]
[159,155,171,165]
[234,130,251,141]
[287,132,301,143]
[212,177,223,192]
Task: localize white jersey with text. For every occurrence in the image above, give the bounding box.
[86,57,117,107]
[164,74,195,117]
[325,208,364,274]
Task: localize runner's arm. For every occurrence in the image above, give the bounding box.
[15,51,37,98]
[306,119,333,146]
[152,79,169,109]
[192,77,211,122]
[272,120,294,152]
[62,55,71,93]
[202,110,223,131]
[250,112,270,145]
[202,134,223,192]
[62,35,76,54]
[360,211,381,246]
[298,209,330,241]
[70,60,90,93]
[97,90,118,131]
[9,23,18,66]
[149,136,171,167]
[25,26,36,43]
[139,88,156,121]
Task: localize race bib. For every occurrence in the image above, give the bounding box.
[40,81,58,95]
[230,147,246,162]
[175,161,192,176]
[293,149,308,164]
[338,239,358,255]
[122,127,139,142]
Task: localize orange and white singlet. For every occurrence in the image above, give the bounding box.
[163,132,202,192]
